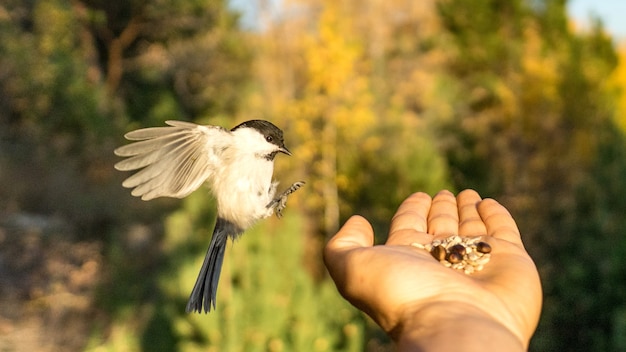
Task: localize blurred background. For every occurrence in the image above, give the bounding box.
[1,0,625,351]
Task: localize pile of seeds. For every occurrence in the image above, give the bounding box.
[410,235,492,274]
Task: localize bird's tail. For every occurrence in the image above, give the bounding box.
[186,218,241,313]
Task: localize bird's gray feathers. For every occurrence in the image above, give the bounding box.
[114,121,228,200]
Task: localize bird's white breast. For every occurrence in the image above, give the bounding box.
[211,149,277,230]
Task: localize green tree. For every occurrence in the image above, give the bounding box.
[436,0,626,349]
[0,0,254,350]
[0,0,113,153]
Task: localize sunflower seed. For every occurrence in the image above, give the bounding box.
[411,235,492,274]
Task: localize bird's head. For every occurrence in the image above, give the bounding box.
[231,120,291,160]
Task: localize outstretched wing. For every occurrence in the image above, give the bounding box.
[114,120,229,200]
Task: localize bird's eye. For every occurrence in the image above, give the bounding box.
[266,136,273,143]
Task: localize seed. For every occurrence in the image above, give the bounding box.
[449,235,462,244]
[447,252,463,264]
[476,242,492,254]
[475,254,491,265]
[468,236,482,244]
[467,252,481,261]
[452,263,464,270]
[410,242,425,249]
[411,234,492,274]
[431,245,447,261]
[449,244,467,256]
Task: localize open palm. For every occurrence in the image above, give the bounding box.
[324,190,542,348]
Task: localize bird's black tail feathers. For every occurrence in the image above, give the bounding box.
[186,218,242,313]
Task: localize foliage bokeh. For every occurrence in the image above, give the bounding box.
[1,0,626,351]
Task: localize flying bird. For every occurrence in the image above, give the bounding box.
[114,120,304,313]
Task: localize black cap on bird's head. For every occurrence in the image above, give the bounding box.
[231,120,291,156]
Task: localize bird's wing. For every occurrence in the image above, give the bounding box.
[114,120,229,200]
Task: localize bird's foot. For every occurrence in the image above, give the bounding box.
[267,181,305,218]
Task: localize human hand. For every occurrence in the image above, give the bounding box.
[323,190,542,351]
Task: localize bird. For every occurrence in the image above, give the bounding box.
[113,119,304,313]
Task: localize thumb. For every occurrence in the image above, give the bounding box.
[325,215,374,252]
[323,215,374,280]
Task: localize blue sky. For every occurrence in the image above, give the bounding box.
[231,0,626,41]
[567,0,626,40]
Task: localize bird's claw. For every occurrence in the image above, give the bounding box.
[268,181,305,218]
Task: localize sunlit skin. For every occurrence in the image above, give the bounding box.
[324,189,542,351]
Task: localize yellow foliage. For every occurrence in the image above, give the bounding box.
[240,0,451,235]
[521,23,561,105]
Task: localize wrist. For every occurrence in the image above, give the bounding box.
[393,302,526,352]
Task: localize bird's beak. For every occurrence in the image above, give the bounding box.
[279,146,292,156]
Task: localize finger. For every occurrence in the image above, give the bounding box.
[457,189,487,237]
[477,198,523,246]
[427,190,459,238]
[386,192,432,245]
